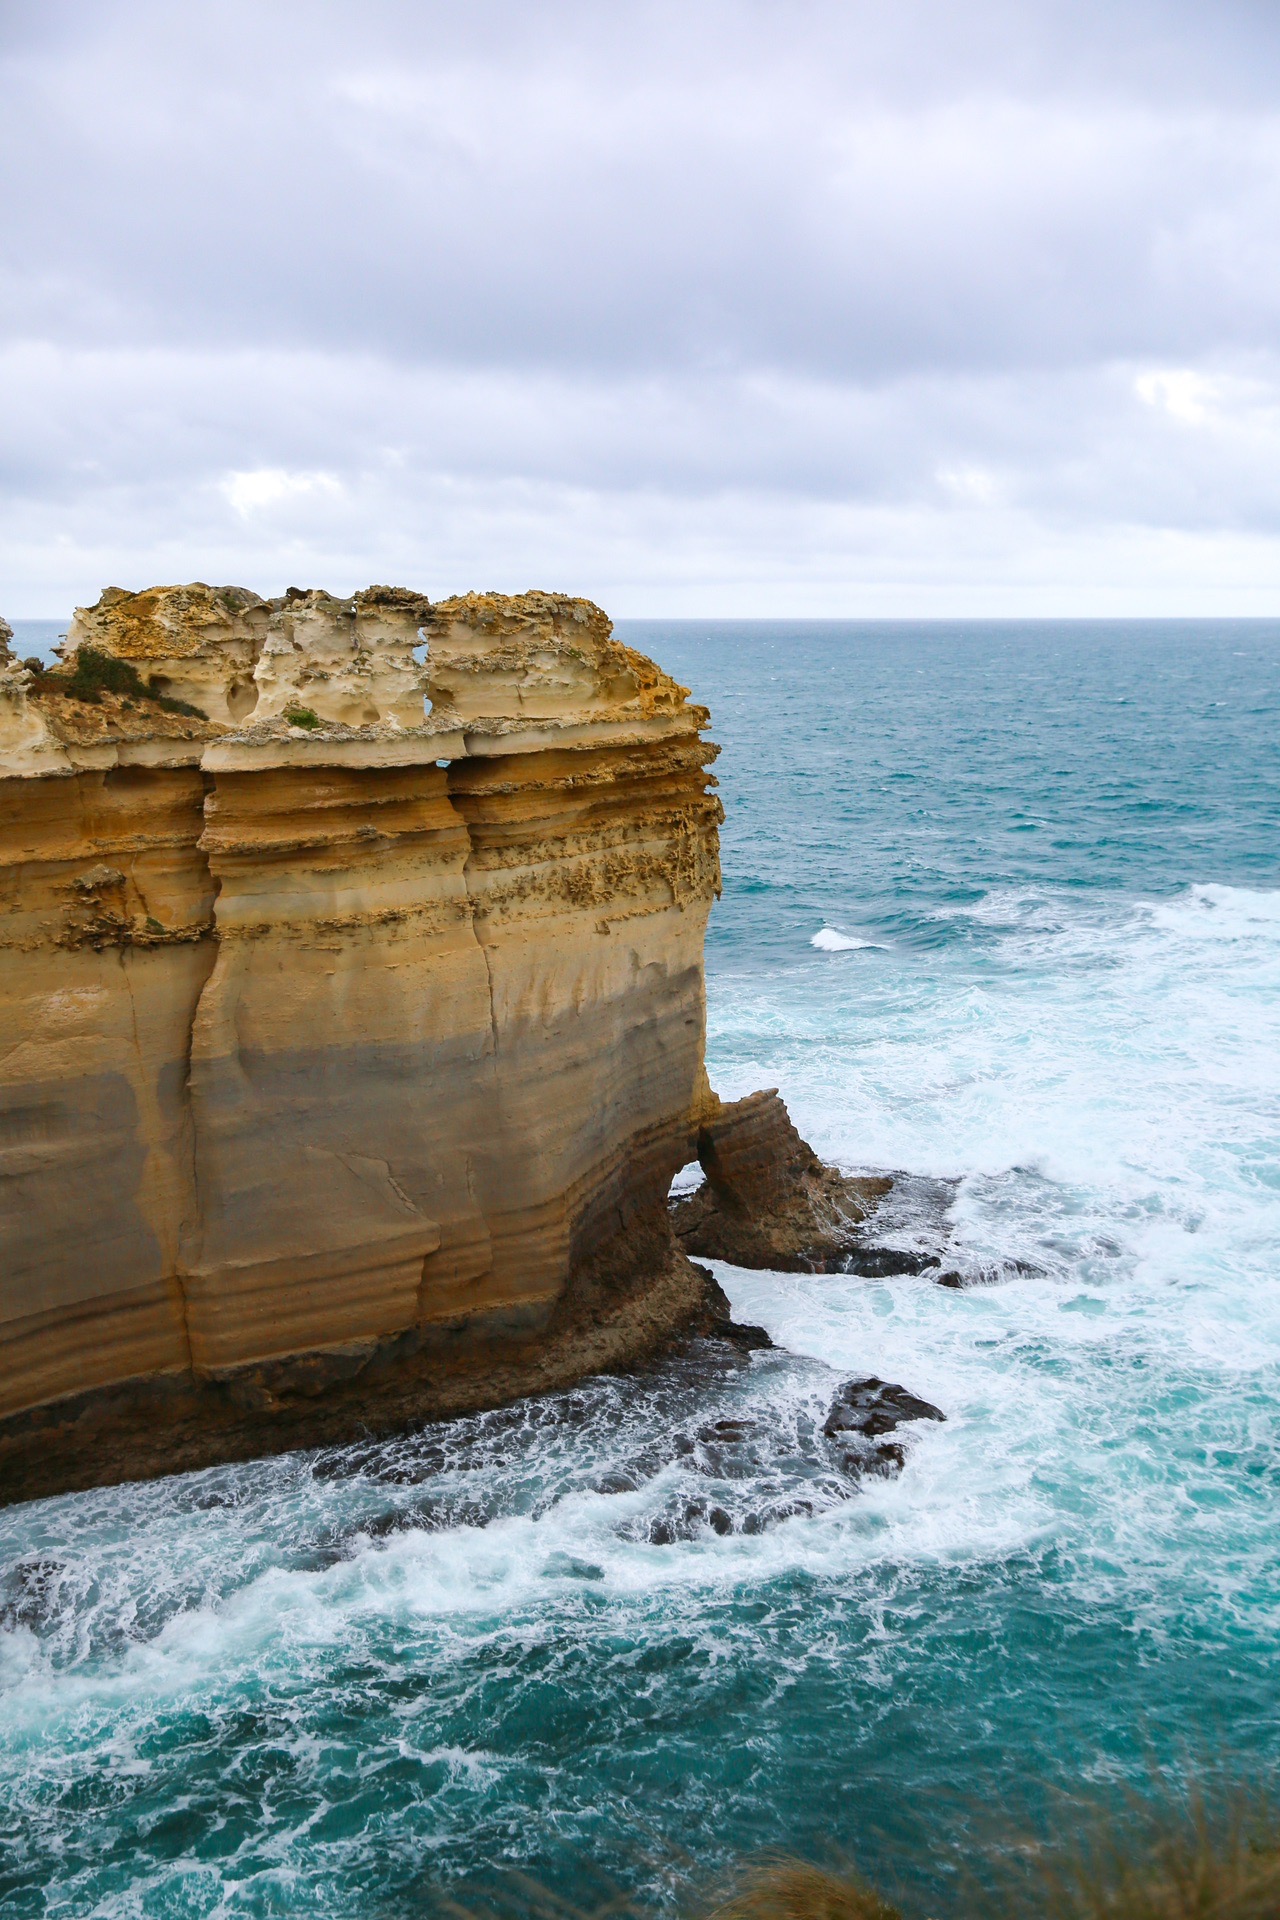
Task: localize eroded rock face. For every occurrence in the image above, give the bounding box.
[0,585,729,1504]
[421,591,697,748]
[248,586,431,730]
[671,1088,892,1271]
[64,582,269,727]
[0,623,75,777]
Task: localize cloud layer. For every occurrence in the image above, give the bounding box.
[4,0,1280,612]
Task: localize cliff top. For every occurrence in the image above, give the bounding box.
[0,584,712,777]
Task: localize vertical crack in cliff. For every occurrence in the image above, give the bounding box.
[117,937,199,1370]
[473,915,501,1064]
[171,777,222,1371]
[451,772,502,1070]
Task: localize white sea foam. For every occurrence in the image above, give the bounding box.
[811,926,879,950]
[1149,880,1280,941]
[697,882,1280,1613]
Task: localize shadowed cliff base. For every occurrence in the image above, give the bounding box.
[0,1233,748,1506]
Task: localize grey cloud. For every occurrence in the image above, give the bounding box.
[3,0,1280,611]
[5,343,1280,591]
[5,2,1280,376]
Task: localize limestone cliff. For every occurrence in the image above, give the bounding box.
[0,586,727,1503]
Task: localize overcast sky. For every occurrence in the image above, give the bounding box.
[4,0,1280,615]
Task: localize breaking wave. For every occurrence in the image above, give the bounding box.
[811,926,881,950]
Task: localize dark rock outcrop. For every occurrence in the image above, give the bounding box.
[836,1246,940,1278]
[823,1375,945,1479]
[687,1263,774,1351]
[823,1376,945,1438]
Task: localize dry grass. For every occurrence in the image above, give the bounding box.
[426,1787,1280,1920]
[702,1861,902,1920]
[1007,1792,1280,1920]
[692,1790,1280,1920]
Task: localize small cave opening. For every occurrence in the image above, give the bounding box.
[414,632,433,719]
[668,1160,706,1201]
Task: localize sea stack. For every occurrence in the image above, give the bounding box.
[0,586,726,1501]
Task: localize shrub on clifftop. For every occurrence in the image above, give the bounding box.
[28,645,206,717]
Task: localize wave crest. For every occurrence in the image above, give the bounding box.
[812,927,879,951]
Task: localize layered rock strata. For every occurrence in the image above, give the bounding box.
[671,1088,891,1271]
[0,586,729,1504]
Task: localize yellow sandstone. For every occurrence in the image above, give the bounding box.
[0,586,725,1501]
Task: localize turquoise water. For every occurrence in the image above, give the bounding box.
[3,620,1280,1917]
[5,620,67,665]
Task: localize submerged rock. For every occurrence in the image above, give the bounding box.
[935,1255,1047,1289]
[0,1557,64,1631]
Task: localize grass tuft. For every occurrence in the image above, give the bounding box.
[686,1788,1280,1920]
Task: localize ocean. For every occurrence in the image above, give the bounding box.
[2,619,1279,1917]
